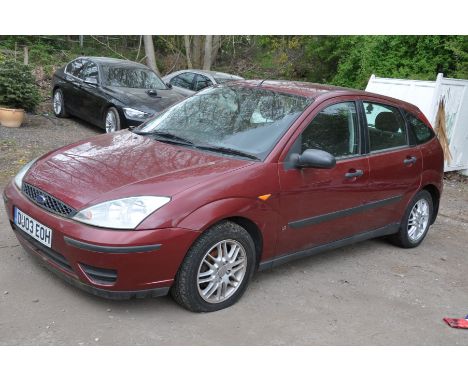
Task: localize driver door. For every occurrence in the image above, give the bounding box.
[277,100,373,255]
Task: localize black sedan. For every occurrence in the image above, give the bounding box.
[52,57,186,132]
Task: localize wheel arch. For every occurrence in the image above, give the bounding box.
[224,216,263,267]
[176,197,279,267]
[421,184,440,224]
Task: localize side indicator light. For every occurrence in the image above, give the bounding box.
[258,194,271,201]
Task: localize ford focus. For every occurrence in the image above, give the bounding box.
[3,80,444,312]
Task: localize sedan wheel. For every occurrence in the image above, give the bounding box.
[105,107,121,133]
[171,221,255,312]
[52,89,68,118]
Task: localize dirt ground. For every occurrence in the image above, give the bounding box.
[1,111,468,345]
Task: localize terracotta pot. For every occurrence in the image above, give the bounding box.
[0,107,25,128]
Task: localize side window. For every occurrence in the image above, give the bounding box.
[170,72,195,90]
[404,111,434,144]
[79,61,99,82]
[301,102,359,158]
[194,74,213,91]
[363,102,408,151]
[65,59,84,78]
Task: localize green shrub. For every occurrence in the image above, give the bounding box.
[0,60,40,111]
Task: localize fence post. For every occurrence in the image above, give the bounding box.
[23,46,29,65]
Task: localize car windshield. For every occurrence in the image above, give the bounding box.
[135,85,312,160]
[102,65,166,89]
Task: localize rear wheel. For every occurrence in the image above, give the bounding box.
[171,221,256,312]
[390,190,433,248]
[104,107,121,133]
[52,88,68,117]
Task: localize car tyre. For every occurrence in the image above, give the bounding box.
[171,221,256,312]
[104,107,121,133]
[52,88,68,118]
[390,190,433,248]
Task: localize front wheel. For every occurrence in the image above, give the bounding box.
[390,190,433,248]
[104,107,121,133]
[171,221,256,312]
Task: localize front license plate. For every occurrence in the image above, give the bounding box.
[14,207,52,248]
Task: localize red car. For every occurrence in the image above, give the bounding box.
[3,80,444,312]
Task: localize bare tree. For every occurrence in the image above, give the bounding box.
[143,35,160,75]
[211,35,221,65]
[192,36,202,68]
[184,35,193,69]
[203,35,213,70]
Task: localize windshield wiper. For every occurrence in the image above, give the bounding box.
[195,145,260,161]
[135,131,194,146]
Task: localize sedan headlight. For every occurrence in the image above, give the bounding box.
[123,107,150,119]
[72,196,170,229]
[14,158,38,189]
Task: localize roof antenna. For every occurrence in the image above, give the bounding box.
[258,78,268,86]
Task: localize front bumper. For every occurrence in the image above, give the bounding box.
[3,181,200,299]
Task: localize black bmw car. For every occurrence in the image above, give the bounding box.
[52,57,186,132]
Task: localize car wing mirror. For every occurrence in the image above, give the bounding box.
[84,77,98,86]
[166,82,173,89]
[293,149,336,169]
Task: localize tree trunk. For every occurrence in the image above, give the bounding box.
[203,35,213,70]
[184,35,193,69]
[211,35,221,65]
[23,46,29,66]
[143,35,160,75]
[192,35,202,69]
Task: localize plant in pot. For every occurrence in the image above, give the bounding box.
[0,60,40,128]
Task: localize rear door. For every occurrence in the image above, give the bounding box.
[169,72,196,96]
[277,99,374,255]
[76,61,106,126]
[361,100,422,229]
[62,59,85,114]
[193,74,213,92]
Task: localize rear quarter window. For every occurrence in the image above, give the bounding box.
[404,111,435,144]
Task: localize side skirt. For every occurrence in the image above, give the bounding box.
[258,223,400,271]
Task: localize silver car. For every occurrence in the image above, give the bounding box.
[162,69,243,97]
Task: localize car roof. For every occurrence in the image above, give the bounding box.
[231,80,421,113]
[169,69,243,79]
[77,56,149,69]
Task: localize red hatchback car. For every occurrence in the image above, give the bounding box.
[3,80,444,312]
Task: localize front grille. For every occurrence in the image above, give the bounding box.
[22,183,76,218]
[80,263,117,285]
[13,224,74,273]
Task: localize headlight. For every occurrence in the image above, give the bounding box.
[72,196,170,229]
[14,158,38,189]
[123,107,150,119]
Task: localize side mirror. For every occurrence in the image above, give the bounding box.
[84,77,98,86]
[293,149,336,169]
[166,82,173,89]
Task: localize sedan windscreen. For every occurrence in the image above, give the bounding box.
[102,65,166,90]
[136,85,313,160]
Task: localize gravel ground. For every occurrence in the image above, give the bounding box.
[1,112,468,345]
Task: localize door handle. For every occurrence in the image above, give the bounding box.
[344,169,364,178]
[403,156,417,165]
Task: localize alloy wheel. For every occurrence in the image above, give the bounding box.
[53,91,62,115]
[197,239,247,303]
[407,199,430,242]
[105,110,117,133]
